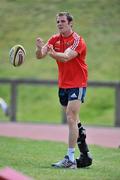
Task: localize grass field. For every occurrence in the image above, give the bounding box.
[0,2,119,179]
[0,0,120,126]
[0,136,120,180]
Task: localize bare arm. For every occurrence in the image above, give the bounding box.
[36,37,48,59]
[48,45,78,62]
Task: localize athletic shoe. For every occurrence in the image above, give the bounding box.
[52,155,77,169]
[76,152,93,168]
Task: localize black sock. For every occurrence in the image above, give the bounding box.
[77,123,89,155]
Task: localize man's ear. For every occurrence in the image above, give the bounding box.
[69,21,73,27]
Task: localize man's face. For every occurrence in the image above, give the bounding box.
[56,15,72,34]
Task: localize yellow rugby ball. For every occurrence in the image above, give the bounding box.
[9,45,26,67]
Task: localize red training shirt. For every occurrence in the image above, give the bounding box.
[47,32,88,88]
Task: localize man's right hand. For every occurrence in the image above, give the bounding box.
[36,37,44,49]
[36,37,48,59]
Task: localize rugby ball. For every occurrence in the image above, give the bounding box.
[9,45,26,67]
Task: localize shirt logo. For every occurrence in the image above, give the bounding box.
[65,42,71,47]
[70,93,77,98]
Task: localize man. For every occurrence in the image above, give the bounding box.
[36,12,92,169]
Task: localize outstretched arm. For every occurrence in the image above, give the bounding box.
[48,44,78,62]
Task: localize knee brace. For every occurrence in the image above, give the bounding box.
[78,126,86,141]
[77,126,89,153]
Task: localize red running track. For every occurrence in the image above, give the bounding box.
[0,122,120,148]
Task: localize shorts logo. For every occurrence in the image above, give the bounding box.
[70,93,77,98]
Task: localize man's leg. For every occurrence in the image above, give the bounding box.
[65,100,80,162]
[66,100,80,147]
[76,121,93,168]
[52,100,80,169]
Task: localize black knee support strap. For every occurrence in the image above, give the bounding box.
[77,126,89,154]
[78,127,86,141]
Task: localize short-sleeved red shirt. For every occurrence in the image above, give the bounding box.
[48,32,88,88]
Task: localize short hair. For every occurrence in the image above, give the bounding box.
[56,12,73,23]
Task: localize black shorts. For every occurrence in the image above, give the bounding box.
[58,87,86,106]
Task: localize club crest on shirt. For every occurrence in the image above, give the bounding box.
[65,40,74,48]
[65,42,71,47]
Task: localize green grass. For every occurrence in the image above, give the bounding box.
[0,0,120,126]
[0,136,120,180]
[0,84,115,126]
